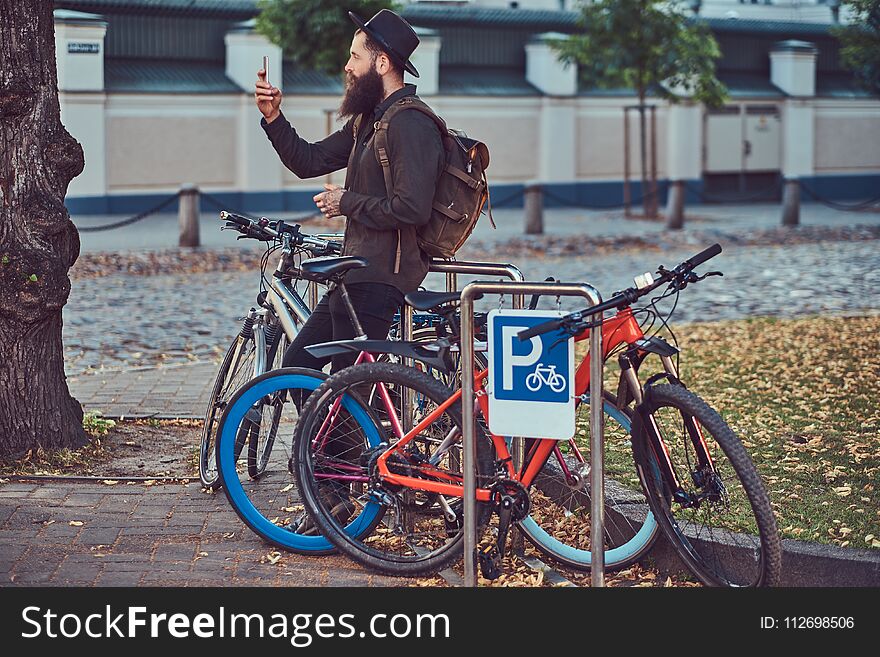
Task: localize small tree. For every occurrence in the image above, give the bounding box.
[551,0,727,217]
[0,0,89,457]
[256,0,398,77]
[834,0,880,95]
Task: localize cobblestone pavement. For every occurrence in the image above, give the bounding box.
[64,239,880,375]
[0,480,412,587]
[69,362,215,419]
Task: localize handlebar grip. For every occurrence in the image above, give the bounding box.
[219,211,250,227]
[685,243,722,269]
[517,317,562,341]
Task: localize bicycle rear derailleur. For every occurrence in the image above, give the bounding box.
[478,479,530,580]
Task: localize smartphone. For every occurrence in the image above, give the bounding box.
[262,56,270,85]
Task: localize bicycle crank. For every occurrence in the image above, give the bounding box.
[479,479,530,580]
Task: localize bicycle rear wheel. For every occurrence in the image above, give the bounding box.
[517,392,658,571]
[217,367,386,554]
[632,383,781,586]
[294,361,496,577]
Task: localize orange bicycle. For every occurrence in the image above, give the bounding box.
[292,244,781,586]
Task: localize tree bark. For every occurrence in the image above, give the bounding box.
[0,0,88,457]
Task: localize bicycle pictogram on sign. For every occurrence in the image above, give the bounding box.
[525,364,566,393]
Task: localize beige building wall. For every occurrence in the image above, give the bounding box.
[85,92,879,196]
[432,97,541,183]
[576,101,668,180]
[814,100,880,174]
[105,94,238,192]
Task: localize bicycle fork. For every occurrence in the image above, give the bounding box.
[621,349,717,507]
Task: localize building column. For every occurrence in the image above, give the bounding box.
[665,101,702,228]
[771,40,818,225]
[408,28,441,96]
[54,10,108,206]
[526,33,578,186]
[226,20,284,210]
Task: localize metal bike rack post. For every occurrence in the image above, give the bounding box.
[460,280,605,588]
[399,260,526,423]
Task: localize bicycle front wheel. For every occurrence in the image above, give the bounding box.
[517,392,659,572]
[217,367,386,554]
[248,328,289,479]
[632,384,781,587]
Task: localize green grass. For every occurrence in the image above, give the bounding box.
[575,314,880,550]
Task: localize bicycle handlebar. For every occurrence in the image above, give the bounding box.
[218,210,341,254]
[516,243,723,341]
[684,243,722,270]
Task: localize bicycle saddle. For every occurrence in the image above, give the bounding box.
[299,256,369,281]
[404,290,483,311]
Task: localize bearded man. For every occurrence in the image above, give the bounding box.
[254,9,443,372]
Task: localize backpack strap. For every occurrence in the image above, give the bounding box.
[371,96,447,273]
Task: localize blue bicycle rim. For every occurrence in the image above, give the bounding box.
[218,372,382,552]
[517,398,658,568]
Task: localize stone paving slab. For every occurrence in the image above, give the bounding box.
[0,479,413,588]
[68,362,215,418]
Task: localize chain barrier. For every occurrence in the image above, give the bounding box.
[75,193,179,233]
[489,188,526,208]
[70,179,880,235]
[682,181,782,204]
[74,190,327,234]
[542,186,659,210]
[798,182,880,212]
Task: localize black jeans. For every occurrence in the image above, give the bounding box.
[282,282,404,373]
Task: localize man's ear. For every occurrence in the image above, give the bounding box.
[376,52,391,76]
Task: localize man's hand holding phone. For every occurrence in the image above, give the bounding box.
[255,67,282,124]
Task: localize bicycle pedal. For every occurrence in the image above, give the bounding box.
[478,545,502,581]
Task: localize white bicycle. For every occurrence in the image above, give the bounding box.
[524,363,566,393]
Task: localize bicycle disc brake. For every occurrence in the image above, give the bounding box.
[479,479,530,581]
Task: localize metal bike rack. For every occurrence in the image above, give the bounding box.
[459,281,606,588]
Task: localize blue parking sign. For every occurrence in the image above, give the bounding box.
[486,310,575,440]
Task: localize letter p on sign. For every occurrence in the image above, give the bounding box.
[500,326,541,391]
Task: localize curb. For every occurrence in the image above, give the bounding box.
[641,517,880,587]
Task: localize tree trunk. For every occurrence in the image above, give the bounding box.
[638,91,651,218]
[0,0,88,457]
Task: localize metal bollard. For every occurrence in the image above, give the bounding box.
[782,178,800,227]
[178,183,200,247]
[524,182,544,235]
[665,180,686,230]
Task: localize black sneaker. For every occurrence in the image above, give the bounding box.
[291,487,355,535]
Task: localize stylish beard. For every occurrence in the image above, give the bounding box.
[337,64,385,121]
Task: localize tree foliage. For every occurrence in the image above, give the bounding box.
[256,0,398,77]
[550,0,727,106]
[834,0,880,95]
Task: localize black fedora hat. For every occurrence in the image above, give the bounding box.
[348,9,420,78]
